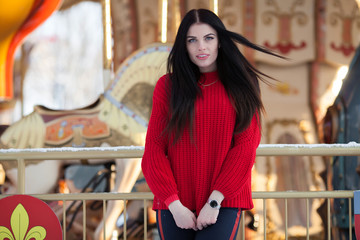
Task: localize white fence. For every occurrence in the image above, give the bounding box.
[0,144,359,240]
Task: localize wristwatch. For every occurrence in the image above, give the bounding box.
[207,198,221,210]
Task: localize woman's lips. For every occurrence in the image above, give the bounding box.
[196,54,209,60]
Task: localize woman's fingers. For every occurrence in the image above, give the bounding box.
[196,203,219,230]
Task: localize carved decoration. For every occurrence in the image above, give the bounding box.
[256,119,324,238]
[218,0,242,30]
[325,0,360,65]
[267,81,299,95]
[255,0,315,65]
[112,0,136,69]
[243,0,256,64]
[329,0,360,56]
[262,0,308,54]
[136,0,159,48]
[185,0,210,11]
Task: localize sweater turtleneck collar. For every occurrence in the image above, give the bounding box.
[199,71,219,85]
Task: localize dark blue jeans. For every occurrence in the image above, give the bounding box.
[156,208,241,240]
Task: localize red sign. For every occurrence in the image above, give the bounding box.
[0,195,62,239]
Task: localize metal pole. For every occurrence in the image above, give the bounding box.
[17,158,25,194]
[101,0,112,89]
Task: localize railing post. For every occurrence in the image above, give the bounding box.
[63,200,67,240]
[355,191,360,239]
[241,211,245,240]
[17,158,25,194]
[123,199,127,240]
[349,198,352,240]
[285,198,288,240]
[103,200,107,240]
[306,198,309,240]
[144,199,147,240]
[83,200,86,240]
[327,198,331,240]
[263,199,267,240]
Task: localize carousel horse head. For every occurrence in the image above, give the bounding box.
[98,43,171,146]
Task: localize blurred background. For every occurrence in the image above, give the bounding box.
[1,0,360,239]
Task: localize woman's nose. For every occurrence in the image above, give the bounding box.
[198,42,205,50]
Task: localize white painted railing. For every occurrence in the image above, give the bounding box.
[0,143,359,240]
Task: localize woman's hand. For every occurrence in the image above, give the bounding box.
[196,203,219,230]
[168,200,198,230]
[197,190,224,230]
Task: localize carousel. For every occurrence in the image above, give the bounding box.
[1,0,360,239]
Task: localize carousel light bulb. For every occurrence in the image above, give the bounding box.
[161,0,168,43]
[331,66,348,96]
[111,230,118,240]
[105,0,112,61]
[213,0,218,15]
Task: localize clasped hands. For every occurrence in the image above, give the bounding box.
[168,200,219,231]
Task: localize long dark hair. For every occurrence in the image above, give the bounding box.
[166,9,282,142]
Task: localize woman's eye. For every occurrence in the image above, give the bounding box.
[188,38,196,43]
[205,36,214,41]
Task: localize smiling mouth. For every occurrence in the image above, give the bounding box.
[196,54,209,59]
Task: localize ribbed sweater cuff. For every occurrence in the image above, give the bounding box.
[164,194,180,207]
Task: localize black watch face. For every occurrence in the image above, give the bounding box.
[210,200,218,208]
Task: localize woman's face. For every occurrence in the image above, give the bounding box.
[186,23,219,73]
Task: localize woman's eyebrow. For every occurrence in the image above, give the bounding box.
[187,33,216,38]
[204,33,216,38]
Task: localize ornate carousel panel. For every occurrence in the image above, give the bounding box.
[111,0,137,67]
[135,0,159,47]
[260,64,311,121]
[255,0,316,66]
[255,63,325,239]
[185,0,211,11]
[325,0,360,66]
[218,0,243,34]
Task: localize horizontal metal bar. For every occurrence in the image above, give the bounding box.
[256,143,360,156]
[1,144,360,160]
[0,146,145,160]
[0,191,353,201]
[0,192,155,201]
[252,191,354,199]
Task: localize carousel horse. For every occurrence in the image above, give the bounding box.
[0,42,171,240]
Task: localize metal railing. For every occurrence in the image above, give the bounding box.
[0,143,359,239]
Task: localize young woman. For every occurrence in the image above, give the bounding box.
[141,8,281,240]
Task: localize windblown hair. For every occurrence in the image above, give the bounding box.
[166,9,283,142]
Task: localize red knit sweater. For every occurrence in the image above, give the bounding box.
[141,71,261,215]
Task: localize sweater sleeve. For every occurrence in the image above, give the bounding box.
[212,114,261,200]
[141,75,179,206]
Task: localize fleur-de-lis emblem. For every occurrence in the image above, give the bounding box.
[0,203,46,240]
